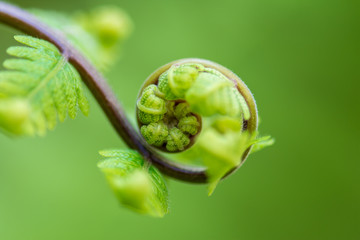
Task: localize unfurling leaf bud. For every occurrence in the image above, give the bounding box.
[186,71,245,118]
[75,6,133,48]
[158,63,204,100]
[167,64,201,98]
[174,102,191,120]
[166,127,190,152]
[141,121,168,147]
[157,72,177,100]
[137,84,167,124]
[178,116,200,135]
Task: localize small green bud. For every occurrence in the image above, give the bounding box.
[141,121,168,147]
[174,102,191,120]
[185,71,248,119]
[166,127,190,152]
[185,71,231,115]
[75,6,133,48]
[158,63,204,100]
[178,116,200,135]
[0,98,33,135]
[157,71,178,100]
[167,64,200,98]
[165,101,176,119]
[137,85,167,124]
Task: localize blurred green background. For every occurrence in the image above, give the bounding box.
[0,0,359,239]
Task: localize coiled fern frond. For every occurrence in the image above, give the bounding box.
[0,1,274,218]
[0,35,89,136]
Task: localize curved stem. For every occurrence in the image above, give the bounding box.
[0,1,207,183]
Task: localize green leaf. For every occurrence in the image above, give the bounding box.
[0,35,89,136]
[178,116,255,195]
[250,135,275,153]
[201,129,254,196]
[185,70,250,120]
[98,149,169,217]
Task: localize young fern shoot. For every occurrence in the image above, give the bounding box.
[0,2,274,217]
[135,59,272,195]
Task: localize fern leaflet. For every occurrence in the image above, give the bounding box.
[0,35,89,136]
[98,149,169,217]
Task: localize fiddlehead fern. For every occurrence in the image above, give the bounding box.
[136,58,272,194]
[0,2,274,217]
[136,59,255,152]
[137,84,167,124]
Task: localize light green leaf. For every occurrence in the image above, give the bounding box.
[184,116,256,195]
[0,35,89,136]
[185,71,249,120]
[98,149,169,217]
[250,135,275,153]
[202,129,254,195]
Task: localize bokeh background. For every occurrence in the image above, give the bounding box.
[0,0,359,239]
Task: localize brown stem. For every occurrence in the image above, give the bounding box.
[0,1,207,183]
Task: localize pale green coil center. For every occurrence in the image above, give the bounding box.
[137,62,250,152]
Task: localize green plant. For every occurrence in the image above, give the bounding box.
[0,2,274,217]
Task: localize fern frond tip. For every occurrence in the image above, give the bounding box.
[0,35,90,137]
